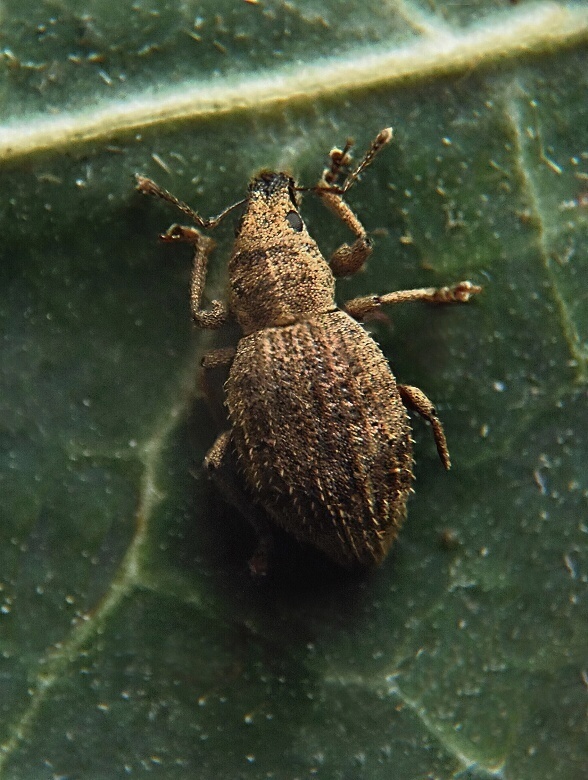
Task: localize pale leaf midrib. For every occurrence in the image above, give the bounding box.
[0,2,587,162]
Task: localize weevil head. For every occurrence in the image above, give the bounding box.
[249,170,299,202]
[228,171,336,334]
[239,172,303,234]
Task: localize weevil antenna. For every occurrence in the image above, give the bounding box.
[339,127,393,193]
[297,127,393,197]
[136,174,245,229]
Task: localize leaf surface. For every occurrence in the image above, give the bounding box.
[1,2,587,778]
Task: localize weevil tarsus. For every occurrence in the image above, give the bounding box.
[321,137,354,187]
[316,126,394,193]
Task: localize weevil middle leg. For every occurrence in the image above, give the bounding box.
[201,346,236,369]
[344,280,482,320]
[341,279,481,468]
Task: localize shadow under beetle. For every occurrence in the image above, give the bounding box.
[137,128,481,573]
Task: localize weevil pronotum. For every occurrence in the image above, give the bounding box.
[137,128,481,572]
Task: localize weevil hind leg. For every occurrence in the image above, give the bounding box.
[204,431,274,575]
[398,384,451,470]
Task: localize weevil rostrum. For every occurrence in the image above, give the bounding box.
[136,128,481,572]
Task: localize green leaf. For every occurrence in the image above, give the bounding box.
[1,1,587,777]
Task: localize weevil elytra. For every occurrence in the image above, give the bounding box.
[136,129,481,571]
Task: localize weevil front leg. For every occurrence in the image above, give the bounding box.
[315,128,393,277]
[344,280,482,320]
[159,224,228,329]
[398,384,451,470]
[136,174,243,329]
[316,187,374,277]
[204,431,274,576]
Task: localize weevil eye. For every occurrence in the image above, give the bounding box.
[285,210,304,232]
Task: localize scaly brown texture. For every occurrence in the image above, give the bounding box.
[226,312,413,567]
[136,129,482,571]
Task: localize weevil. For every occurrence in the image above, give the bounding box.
[136,128,481,571]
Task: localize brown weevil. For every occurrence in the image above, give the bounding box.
[136,129,481,571]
